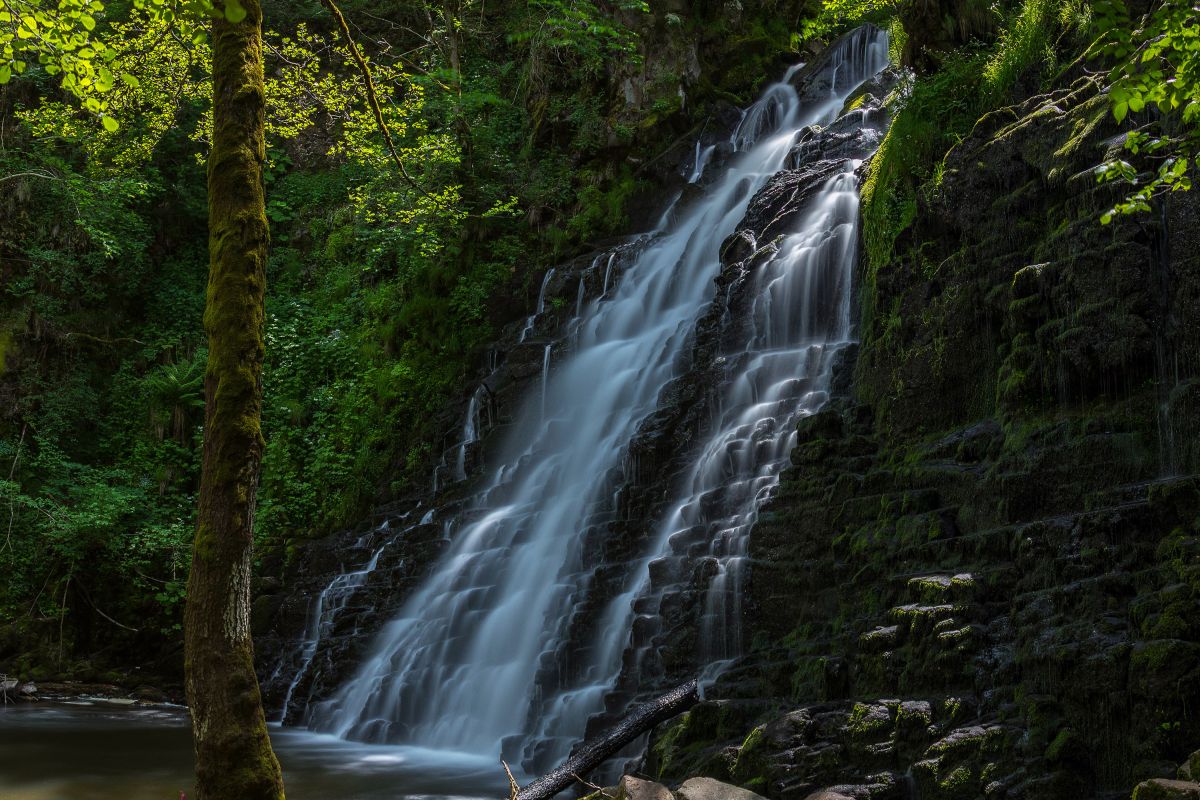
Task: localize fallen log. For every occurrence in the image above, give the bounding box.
[512,679,701,800]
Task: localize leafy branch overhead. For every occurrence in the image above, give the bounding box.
[1094,0,1199,221]
[0,0,254,129]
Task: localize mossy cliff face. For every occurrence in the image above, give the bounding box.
[648,74,1200,800]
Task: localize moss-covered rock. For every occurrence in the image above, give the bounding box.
[1132,779,1200,800]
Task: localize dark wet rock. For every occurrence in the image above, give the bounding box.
[130,686,168,703]
[1182,753,1200,783]
[737,160,846,248]
[1133,780,1200,800]
[645,32,1200,800]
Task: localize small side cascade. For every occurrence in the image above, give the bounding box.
[540,344,552,420]
[278,538,388,722]
[519,268,556,343]
[454,385,491,482]
[602,253,617,296]
[274,511,417,725]
[688,142,717,184]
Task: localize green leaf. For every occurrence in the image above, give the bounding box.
[101,115,119,132]
[0,66,10,84]
[224,0,248,23]
[1113,100,1128,122]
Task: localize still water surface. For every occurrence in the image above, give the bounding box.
[0,701,502,800]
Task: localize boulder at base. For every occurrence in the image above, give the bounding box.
[617,776,673,800]
[675,777,768,800]
[1132,779,1200,800]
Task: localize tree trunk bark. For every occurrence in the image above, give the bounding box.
[183,1,284,798]
[515,680,701,800]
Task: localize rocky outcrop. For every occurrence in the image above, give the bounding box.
[645,59,1200,800]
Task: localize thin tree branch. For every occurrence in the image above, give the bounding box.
[0,171,63,184]
[62,332,147,346]
[502,760,520,800]
[76,581,140,632]
[318,0,445,206]
[2,424,26,557]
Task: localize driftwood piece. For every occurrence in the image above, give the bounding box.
[513,679,701,800]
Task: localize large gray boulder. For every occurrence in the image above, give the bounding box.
[675,777,768,800]
[617,776,673,800]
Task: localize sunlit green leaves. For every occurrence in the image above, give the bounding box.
[223,0,246,23]
[1094,0,1199,220]
[0,0,218,129]
[799,0,898,41]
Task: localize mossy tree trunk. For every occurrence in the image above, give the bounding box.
[183,1,285,798]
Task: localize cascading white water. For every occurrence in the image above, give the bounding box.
[276,523,398,723]
[602,253,617,296]
[688,142,717,184]
[299,24,888,772]
[523,26,890,747]
[454,385,488,481]
[679,167,864,668]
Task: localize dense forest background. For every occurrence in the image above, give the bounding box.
[0,0,1195,692]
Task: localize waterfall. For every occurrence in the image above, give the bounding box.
[276,521,402,724]
[687,142,717,184]
[519,268,555,343]
[295,24,889,774]
[454,386,488,482]
[602,253,617,296]
[521,26,889,756]
[624,166,867,683]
